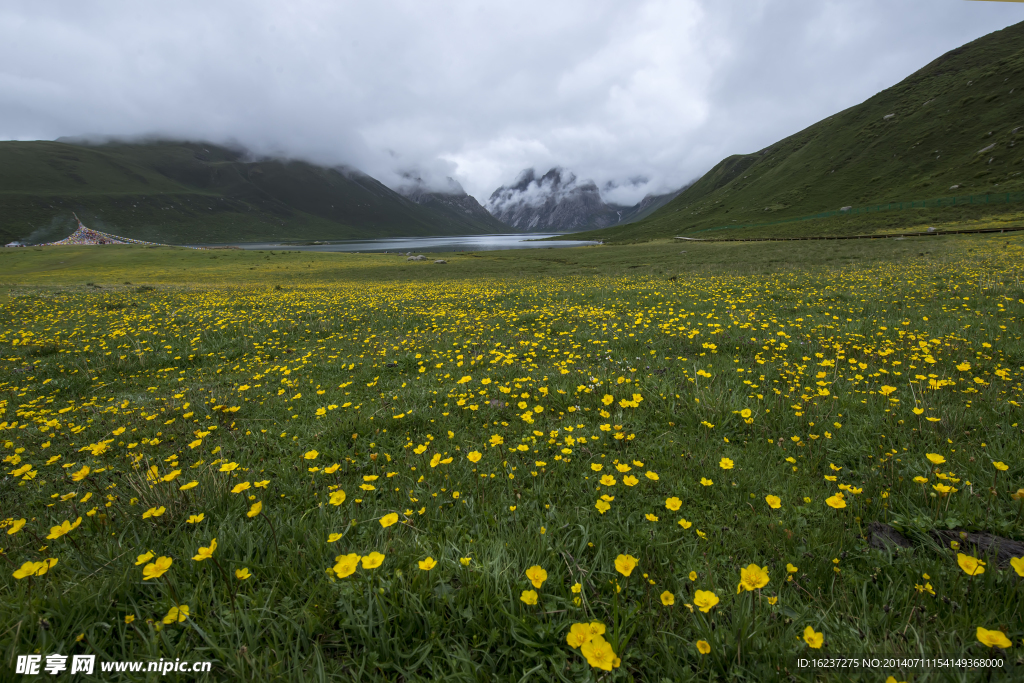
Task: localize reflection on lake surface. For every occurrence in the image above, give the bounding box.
[187,234,599,253]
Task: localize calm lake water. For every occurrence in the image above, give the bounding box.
[186,233,599,253]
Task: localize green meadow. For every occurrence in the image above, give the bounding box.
[1,236,1022,681]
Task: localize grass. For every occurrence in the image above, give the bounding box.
[577,20,1024,243]
[1,234,1023,681]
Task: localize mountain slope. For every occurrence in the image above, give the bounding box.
[0,140,501,244]
[611,188,686,225]
[398,177,511,233]
[576,20,1024,242]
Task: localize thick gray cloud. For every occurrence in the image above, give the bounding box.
[1,0,1021,204]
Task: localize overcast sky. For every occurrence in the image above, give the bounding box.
[2,1,1022,204]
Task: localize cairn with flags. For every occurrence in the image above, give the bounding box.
[37,214,165,247]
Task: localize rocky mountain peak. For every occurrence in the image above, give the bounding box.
[485,167,684,233]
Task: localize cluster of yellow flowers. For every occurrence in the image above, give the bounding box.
[330,551,385,578]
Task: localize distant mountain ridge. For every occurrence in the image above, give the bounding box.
[485,168,684,233]
[0,140,507,245]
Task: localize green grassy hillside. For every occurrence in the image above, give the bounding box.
[580,20,1024,242]
[0,140,504,245]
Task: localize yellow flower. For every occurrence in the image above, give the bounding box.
[489,435,504,446]
[329,490,347,506]
[219,462,238,472]
[13,558,58,579]
[878,385,897,396]
[7,519,26,535]
[231,482,251,494]
[142,556,172,580]
[992,461,1008,471]
[571,582,582,593]
[418,556,437,571]
[700,477,713,486]
[660,591,674,606]
[193,538,217,561]
[719,457,734,470]
[786,563,798,574]
[327,533,343,543]
[179,481,198,491]
[803,626,823,649]
[525,565,548,588]
[766,596,778,605]
[688,571,697,581]
[825,494,846,509]
[623,475,639,486]
[362,552,385,569]
[187,514,204,524]
[595,499,611,514]
[333,553,360,578]
[614,554,638,577]
[125,615,136,624]
[135,551,155,566]
[678,518,692,529]
[925,453,945,465]
[956,553,985,576]
[70,465,90,482]
[600,475,616,486]
[765,495,781,509]
[976,626,1012,648]
[142,506,166,520]
[520,589,538,605]
[47,517,82,538]
[740,408,752,418]
[645,513,659,522]
[467,451,482,463]
[1010,557,1024,577]
[379,513,399,528]
[693,590,719,612]
[736,564,769,593]
[162,604,189,624]
[580,634,617,670]
[696,640,711,655]
[665,497,682,511]
[645,471,659,480]
[246,501,262,518]
[566,623,592,648]
[460,557,471,566]
[235,568,251,580]
[303,450,319,460]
